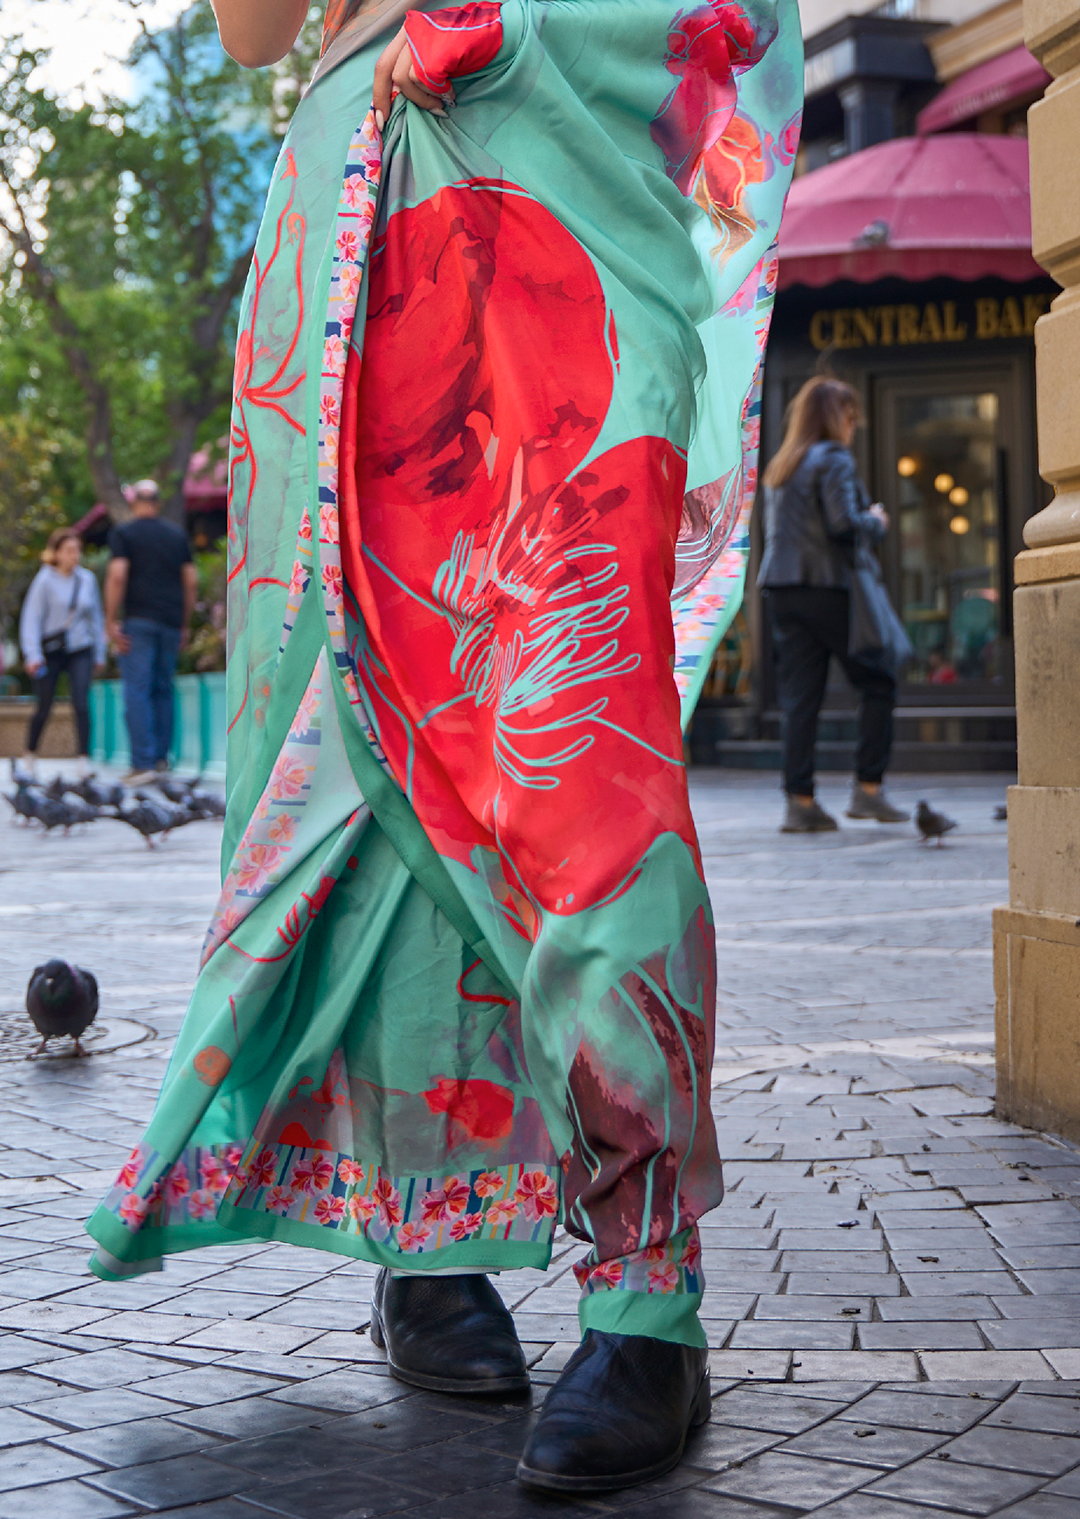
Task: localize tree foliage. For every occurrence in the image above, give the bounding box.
[0,414,66,632]
[0,0,321,529]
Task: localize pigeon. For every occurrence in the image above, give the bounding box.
[25,959,98,1057]
[185,786,227,820]
[993,803,1008,822]
[3,780,38,825]
[57,792,99,828]
[73,773,124,810]
[915,800,958,846]
[155,775,226,820]
[114,792,191,847]
[25,790,71,832]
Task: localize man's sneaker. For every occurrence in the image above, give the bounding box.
[781,797,839,833]
[846,784,909,823]
[122,769,158,786]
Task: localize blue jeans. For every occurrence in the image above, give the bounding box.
[119,618,182,770]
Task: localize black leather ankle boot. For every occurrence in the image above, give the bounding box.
[369,1268,530,1394]
[517,1329,710,1492]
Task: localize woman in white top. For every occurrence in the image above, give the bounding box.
[19,528,106,775]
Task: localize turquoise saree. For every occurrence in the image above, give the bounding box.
[88,0,802,1345]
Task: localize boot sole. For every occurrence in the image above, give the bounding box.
[369,1302,531,1396]
[515,1373,711,1493]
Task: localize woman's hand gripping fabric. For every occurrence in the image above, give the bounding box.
[373,5,504,128]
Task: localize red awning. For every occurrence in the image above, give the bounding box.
[777,133,1041,290]
[917,44,1049,135]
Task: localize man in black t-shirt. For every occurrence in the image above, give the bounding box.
[105,480,198,783]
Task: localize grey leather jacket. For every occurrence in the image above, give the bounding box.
[757,441,885,590]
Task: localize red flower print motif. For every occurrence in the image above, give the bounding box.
[268,814,297,845]
[235,843,287,893]
[449,1210,484,1241]
[224,1145,244,1171]
[647,1262,680,1293]
[319,504,340,544]
[200,1154,229,1193]
[187,1189,218,1221]
[298,509,313,541]
[473,1170,505,1198]
[291,1155,335,1194]
[320,393,341,428]
[420,1175,471,1223]
[642,1244,669,1263]
[323,334,346,377]
[270,755,309,801]
[347,1193,377,1224]
[321,562,343,599]
[314,1194,346,1225]
[266,1185,295,1214]
[680,1233,703,1273]
[514,1170,558,1223]
[397,1221,433,1252]
[337,1159,364,1186]
[249,1149,279,1189]
[373,1176,403,1227]
[338,264,362,303]
[651,1,772,195]
[118,1148,142,1189]
[164,1162,190,1205]
[341,173,368,209]
[423,1079,514,1145]
[574,1257,625,1289]
[485,1198,519,1227]
[336,229,360,262]
[119,1192,147,1226]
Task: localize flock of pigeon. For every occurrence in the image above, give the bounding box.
[4,763,226,846]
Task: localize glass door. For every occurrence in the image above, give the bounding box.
[875,377,1012,691]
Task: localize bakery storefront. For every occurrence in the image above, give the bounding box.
[699,133,1054,770]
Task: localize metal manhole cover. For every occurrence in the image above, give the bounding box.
[0,1011,154,1063]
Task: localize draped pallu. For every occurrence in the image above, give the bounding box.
[87,0,802,1343]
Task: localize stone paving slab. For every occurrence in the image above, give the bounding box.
[6,769,1080,1513]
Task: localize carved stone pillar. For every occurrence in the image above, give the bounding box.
[994,0,1080,1139]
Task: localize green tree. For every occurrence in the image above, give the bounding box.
[0,1,321,523]
[0,415,65,633]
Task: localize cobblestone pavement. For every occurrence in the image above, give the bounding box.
[4,767,1080,1517]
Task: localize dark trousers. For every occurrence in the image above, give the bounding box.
[118,617,182,770]
[766,586,896,798]
[27,646,94,756]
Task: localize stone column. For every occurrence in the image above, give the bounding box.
[994,0,1080,1140]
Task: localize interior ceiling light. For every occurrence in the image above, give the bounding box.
[949,486,970,506]
[935,473,955,493]
[897,456,917,477]
[949,515,971,535]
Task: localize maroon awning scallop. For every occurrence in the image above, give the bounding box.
[917,45,1049,136]
[777,133,1041,290]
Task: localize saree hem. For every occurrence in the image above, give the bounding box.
[578,1288,706,1348]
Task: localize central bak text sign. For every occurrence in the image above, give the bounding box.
[808,294,1051,351]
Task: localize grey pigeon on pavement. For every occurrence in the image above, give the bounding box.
[915,800,957,846]
[26,959,99,1057]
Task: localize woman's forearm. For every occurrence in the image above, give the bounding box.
[210,0,310,67]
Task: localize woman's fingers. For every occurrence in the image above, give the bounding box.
[372,23,452,126]
[372,27,406,124]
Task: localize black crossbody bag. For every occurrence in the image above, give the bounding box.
[41,576,80,660]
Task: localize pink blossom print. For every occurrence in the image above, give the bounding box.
[119,1193,147,1226]
[187,1189,218,1222]
[320,393,341,428]
[398,1221,433,1252]
[373,1177,403,1228]
[266,1186,296,1214]
[579,1258,625,1289]
[248,1149,280,1189]
[235,843,287,893]
[314,1194,346,1225]
[485,1198,520,1227]
[118,1149,141,1189]
[318,503,340,544]
[291,1155,335,1194]
[473,1171,505,1198]
[449,1211,483,1241]
[347,1193,377,1224]
[268,814,297,845]
[323,334,346,375]
[270,756,309,801]
[420,1175,470,1223]
[514,1170,558,1222]
[337,1159,364,1186]
[200,1154,230,1193]
[336,228,360,261]
[647,1262,680,1293]
[164,1162,191,1204]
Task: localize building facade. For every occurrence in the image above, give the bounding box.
[692,0,1053,772]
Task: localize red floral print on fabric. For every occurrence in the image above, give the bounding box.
[651,1,773,195]
[423,1077,515,1144]
[339,179,697,918]
[404,4,504,95]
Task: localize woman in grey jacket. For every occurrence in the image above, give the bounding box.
[19,528,106,776]
[758,377,908,833]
